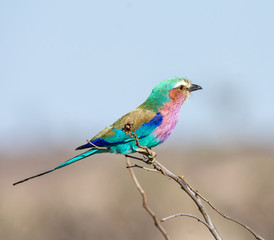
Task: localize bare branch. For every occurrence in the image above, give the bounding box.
[126,157,170,240]
[122,124,265,240]
[126,164,159,173]
[125,154,147,163]
[181,177,265,240]
[161,213,210,229]
[153,161,223,240]
[122,131,221,239]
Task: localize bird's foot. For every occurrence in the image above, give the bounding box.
[146,149,156,164]
[136,148,156,164]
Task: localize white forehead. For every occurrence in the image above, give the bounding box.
[174,79,192,88]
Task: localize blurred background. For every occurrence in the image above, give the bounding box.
[1,1,273,239]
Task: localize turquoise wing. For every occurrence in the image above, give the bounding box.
[76,108,163,150]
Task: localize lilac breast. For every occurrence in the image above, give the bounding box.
[153,102,183,142]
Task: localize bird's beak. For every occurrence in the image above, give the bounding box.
[188,84,202,92]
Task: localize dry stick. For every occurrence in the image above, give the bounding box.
[124,129,264,240]
[126,156,222,240]
[153,159,222,240]
[161,213,210,229]
[180,177,265,240]
[126,133,222,239]
[127,164,159,173]
[127,154,265,240]
[126,157,171,240]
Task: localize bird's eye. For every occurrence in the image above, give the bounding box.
[180,85,184,90]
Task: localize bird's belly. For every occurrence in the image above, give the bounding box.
[109,135,161,155]
[109,144,133,155]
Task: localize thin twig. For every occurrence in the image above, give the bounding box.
[125,154,147,162]
[161,213,210,229]
[126,157,170,240]
[126,154,265,240]
[125,154,221,239]
[126,164,159,173]
[181,177,265,240]
[153,161,223,240]
[123,125,265,240]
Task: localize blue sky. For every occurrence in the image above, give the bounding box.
[1,0,274,153]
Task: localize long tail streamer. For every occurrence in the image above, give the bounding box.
[13,148,100,186]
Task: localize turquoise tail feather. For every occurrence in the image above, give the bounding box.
[13,148,100,185]
[54,148,99,169]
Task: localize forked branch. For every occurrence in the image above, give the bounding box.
[124,125,265,240]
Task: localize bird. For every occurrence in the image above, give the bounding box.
[13,77,202,185]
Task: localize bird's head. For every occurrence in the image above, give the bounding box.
[141,77,202,111]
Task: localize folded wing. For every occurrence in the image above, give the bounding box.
[76,108,163,150]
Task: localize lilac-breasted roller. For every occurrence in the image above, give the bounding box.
[13,78,202,185]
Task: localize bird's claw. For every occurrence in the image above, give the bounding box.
[136,148,156,164]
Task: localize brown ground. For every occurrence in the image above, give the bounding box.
[1,145,273,240]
